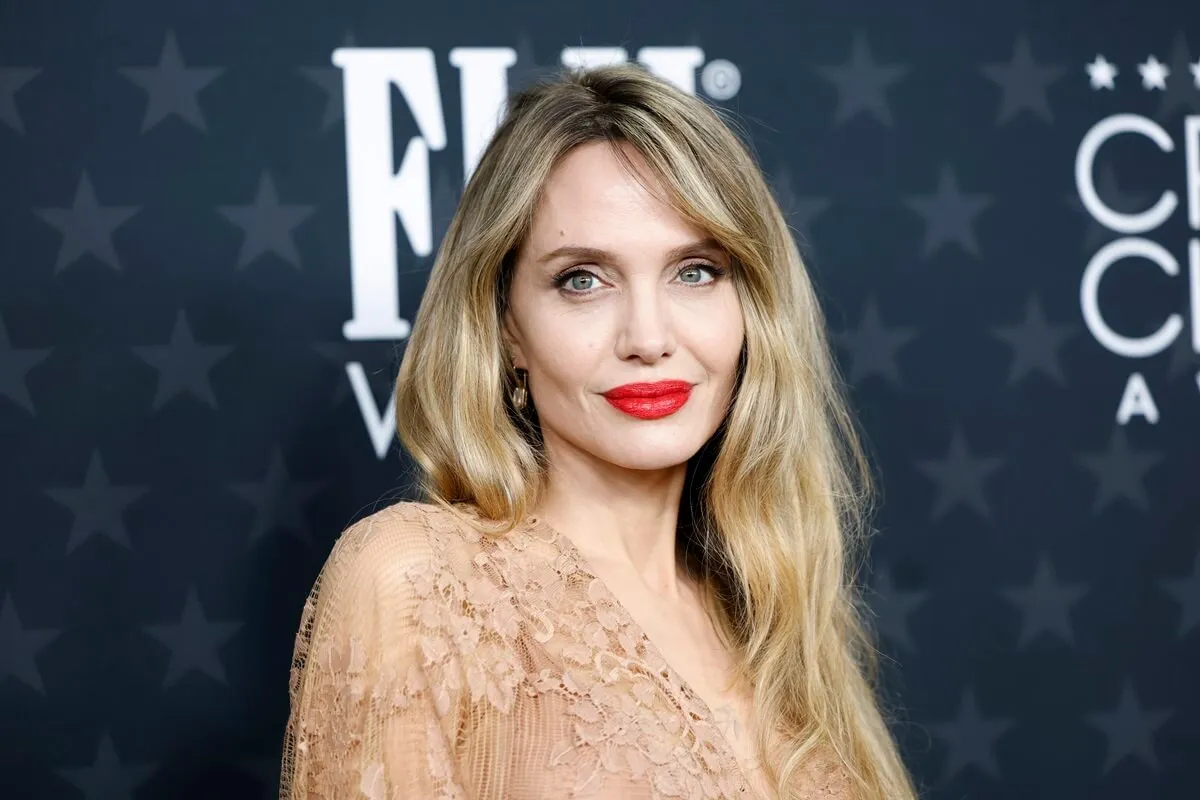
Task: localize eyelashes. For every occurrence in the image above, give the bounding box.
[551,263,729,296]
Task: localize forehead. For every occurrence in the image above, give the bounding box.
[526,141,703,248]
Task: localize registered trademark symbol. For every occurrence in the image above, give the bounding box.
[701,59,741,101]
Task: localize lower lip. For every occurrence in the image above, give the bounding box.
[604,391,691,419]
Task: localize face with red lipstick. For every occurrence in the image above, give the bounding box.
[502,140,745,471]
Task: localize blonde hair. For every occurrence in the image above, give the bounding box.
[393,62,918,799]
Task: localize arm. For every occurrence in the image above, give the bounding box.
[278,512,468,799]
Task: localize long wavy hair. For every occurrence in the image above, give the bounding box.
[392,62,917,799]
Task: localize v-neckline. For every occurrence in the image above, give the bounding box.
[524,512,763,797]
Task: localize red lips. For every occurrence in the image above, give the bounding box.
[602,380,693,420]
[602,380,694,399]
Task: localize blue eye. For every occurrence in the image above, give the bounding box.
[552,263,727,296]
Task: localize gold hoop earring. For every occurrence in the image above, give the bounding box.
[511,368,528,411]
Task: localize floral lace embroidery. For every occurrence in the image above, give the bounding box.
[279,500,853,799]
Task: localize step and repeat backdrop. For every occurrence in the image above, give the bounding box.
[1,0,1198,797]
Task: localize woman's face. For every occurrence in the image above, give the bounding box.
[504,140,745,474]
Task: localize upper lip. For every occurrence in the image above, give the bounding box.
[602,380,694,399]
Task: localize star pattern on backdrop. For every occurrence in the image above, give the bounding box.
[1161,550,1200,638]
[299,31,356,132]
[868,567,928,653]
[0,592,61,694]
[34,171,141,274]
[43,452,149,554]
[119,30,223,133]
[1086,55,1118,90]
[132,311,233,411]
[1086,681,1173,773]
[990,294,1077,387]
[1137,56,1170,91]
[57,731,158,800]
[1066,162,1152,253]
[815,31,909,126]
[832,296,918,387]
[1075,428,1163,515]
[914,426,1005,522]
[0,66,40,133]
[217,173,316,270]
[769,166,831,242]
[1002,554,1088,647]
[929,688,1015,782]
[903,165,993,259]
[229,448,330,545]
[980,34,1066,124]
[1155,34,1200,119]
[143,587,243,687]
[0,313,52,414]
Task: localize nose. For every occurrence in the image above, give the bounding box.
[614,280,676,363]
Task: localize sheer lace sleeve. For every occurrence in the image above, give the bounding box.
[278,509,467,800]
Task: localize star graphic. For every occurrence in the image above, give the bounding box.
[0,313,52,414]
[1161,550,1200,638]
[1137,56,1169,90]
[1086,55,1118,90]
[119,30,223,133]
[1086,681,1173,772]
[815,32,908,126]
[1002,555,1087,647]
[868,567,928,653]
[929,688,1015,781]
[0,67,40,134]
[981,34,1066,124]
[57,731,157,799]
[990,295,1077,386]
[144,586,243,687]
[1065,163,1152,253]
[1155,34,1200,120]
[1165,328,1200,381]
[0,592,60,693]
[903,165,993,260]
[34,171,140,274]
[229,447,329,545]
[300,31,355,132]
[770,167,831,239]
[915,426,1004,522]
[1192,59,1200,88]
[1076,428,1163,514]
[44,451,148,553]
[218,173,315,270]
[133,311,233,410]
[832,296,918,387]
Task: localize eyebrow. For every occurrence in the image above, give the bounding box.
[534,237,727,266]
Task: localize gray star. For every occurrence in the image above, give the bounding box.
[299,32,354,132]
[915,426,1004,521]
[0,313,52,413]
[1155,33,1200,121]
[144,586,243,686]
[119,30,222,133]
[929,688,1014,781]
[1161,550,1200,638]
[58,731,157,800]
[904,165,993,259]
[44,451,148,553]
[34,172,140,273]
[229,447,329,545]
[1086,681,1172,772]
[990,295,1077,386]
[218,173,315,270]
[1002,555,1087,647]
[816,32,908,126]
[133,311,233,410]
[0,592,60,693]
[1065,163,1151,253]
[770,167,830,238]
[832,296,917,387]
[868,567,928,652]
[0,67,40,134]
[1076,428,1163,514]
[1165,328,1200,381]
[980,35,1066,124]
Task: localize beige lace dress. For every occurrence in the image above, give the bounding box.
[278,500,853,799]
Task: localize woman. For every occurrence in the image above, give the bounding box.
[278,63,918,799]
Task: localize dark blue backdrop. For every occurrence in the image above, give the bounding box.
[1,0,1198,797]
